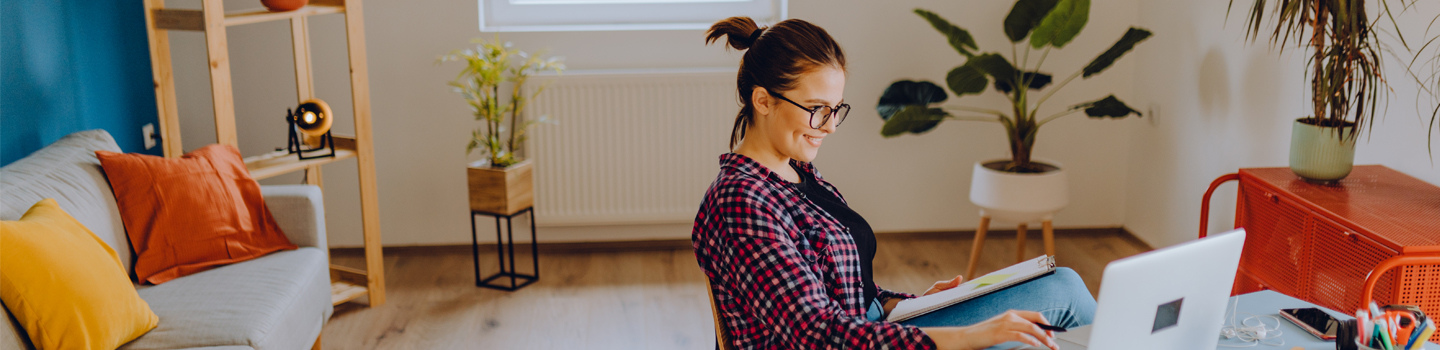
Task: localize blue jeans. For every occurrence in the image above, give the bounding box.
[867,267,1097,330]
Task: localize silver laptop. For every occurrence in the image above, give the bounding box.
[1010,229,1246,350]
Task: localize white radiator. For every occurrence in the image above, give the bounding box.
[525,69,738,226]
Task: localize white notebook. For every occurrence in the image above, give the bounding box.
[886,255,1057,322]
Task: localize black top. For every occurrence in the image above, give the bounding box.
[790,163,879,308]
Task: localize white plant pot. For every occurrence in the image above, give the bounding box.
[969,158,1069,223]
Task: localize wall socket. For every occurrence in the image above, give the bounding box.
[142,123,157,149]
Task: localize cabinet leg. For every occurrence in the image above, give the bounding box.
[1016,223,1028,263]
[966,216,991,279]
[1042,220,1055,258]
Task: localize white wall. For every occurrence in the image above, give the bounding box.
[167,0,1148,247]
[1125,0,1440,248]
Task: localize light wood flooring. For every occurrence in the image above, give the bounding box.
[322,229,1151,349]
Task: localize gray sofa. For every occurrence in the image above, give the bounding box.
[0,130,333,350]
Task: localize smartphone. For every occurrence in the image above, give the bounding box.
[1280,307,1339,340]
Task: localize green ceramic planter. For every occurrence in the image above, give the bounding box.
[1288,119,1357,183]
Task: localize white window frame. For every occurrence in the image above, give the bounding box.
[478,0,788,32]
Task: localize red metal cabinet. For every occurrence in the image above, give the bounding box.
[1201,166,1440,342]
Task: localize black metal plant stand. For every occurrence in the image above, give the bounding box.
[469,207,538,291]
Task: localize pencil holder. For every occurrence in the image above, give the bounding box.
[1353,340,1382,350]
[1338,318,1359,350]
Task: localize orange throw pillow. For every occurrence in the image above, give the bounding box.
[96,144,296,284]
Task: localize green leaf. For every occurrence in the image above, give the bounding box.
[1083,27,1152,78]
[946,63,988,97]
[995,71,1053,93]
[1072,95,1142,118]
[877,80,948,120]
[914,9,979,57]
[969,54,1015,81]
[1030,0,1090,48]
[881,105,948,137]
[1004,0,1060,42]
[968,53,1026,93]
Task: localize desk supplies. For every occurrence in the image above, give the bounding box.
[1343,302,1434,350]
[886,255,1055,322]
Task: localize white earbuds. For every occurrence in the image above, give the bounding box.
[1218,297,1284,348]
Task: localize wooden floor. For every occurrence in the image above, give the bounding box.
[322,229,1151,349]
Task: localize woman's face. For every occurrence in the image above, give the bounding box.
[753,65,846,163]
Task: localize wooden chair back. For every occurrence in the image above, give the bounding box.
[706,280,737,350]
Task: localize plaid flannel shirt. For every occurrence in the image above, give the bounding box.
[692,153,935,349]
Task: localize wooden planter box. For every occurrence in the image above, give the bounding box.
[467,159,534,215]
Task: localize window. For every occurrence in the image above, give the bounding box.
[479,0,787,32]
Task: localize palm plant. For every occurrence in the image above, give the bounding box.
[440,38,564,168]
[879,0,1151,173]
[1229,0,1414,138]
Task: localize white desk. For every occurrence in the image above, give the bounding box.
[1225,290,1438,350]
[990,290,1438,350]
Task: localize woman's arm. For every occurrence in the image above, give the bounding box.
[920,310,1060,350]
[882,277,1061,350]
[878,275,963,316]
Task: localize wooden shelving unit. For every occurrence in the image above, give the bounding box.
[141,0,386,307]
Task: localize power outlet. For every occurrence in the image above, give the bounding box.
[142,123,157,149]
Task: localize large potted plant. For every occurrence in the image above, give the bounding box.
[441,38,564,215]
[1230,0,1409,182]
[878,0,1150,225]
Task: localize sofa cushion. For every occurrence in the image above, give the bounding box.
[96,144,297,285]
[0,199,159,350]
[119,247,332,350]
[0,130,131,271]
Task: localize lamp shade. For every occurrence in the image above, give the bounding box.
[293,99,333,147]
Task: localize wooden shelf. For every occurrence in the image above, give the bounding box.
[225,4,344,27]
[243,136,357,180]
[151,2,346,31]
[330,265,370,305]
[146,0,386,308]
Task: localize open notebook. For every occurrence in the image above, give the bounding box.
[886,255,1057,322]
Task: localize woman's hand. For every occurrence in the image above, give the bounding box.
[923,275,965,296]
[921,310,1058,350]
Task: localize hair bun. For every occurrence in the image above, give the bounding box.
[746,29,764,47]
[705,17,763,51]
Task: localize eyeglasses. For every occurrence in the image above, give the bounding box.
[770,93,850,129]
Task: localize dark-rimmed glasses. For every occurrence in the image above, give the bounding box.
[770,93,850,129]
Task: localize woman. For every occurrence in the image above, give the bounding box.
[691,17,1097,350]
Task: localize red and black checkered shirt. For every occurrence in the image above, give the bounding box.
[692,153,935,349]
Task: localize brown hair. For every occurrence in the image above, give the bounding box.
[706,17,846,149]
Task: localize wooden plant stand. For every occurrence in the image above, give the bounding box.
[141,0,386,307]
[965,215,1056,279]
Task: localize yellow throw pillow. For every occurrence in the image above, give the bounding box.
[0,199,158,349]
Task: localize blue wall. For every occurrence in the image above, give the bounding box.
[2,0,161,166]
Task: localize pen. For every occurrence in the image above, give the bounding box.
[1380,320,1394,350]
[1412,321,1436,350]
[1406,324,1422,350]
[1033,322,1066,333]
[1360,310,1371,345]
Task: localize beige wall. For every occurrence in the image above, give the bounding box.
[169,0,1149,247]
[1125,0,1440,248]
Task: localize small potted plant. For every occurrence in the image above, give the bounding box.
[441,38,563,215]
[878,0,1150,225]
[1230,0,1422,183]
